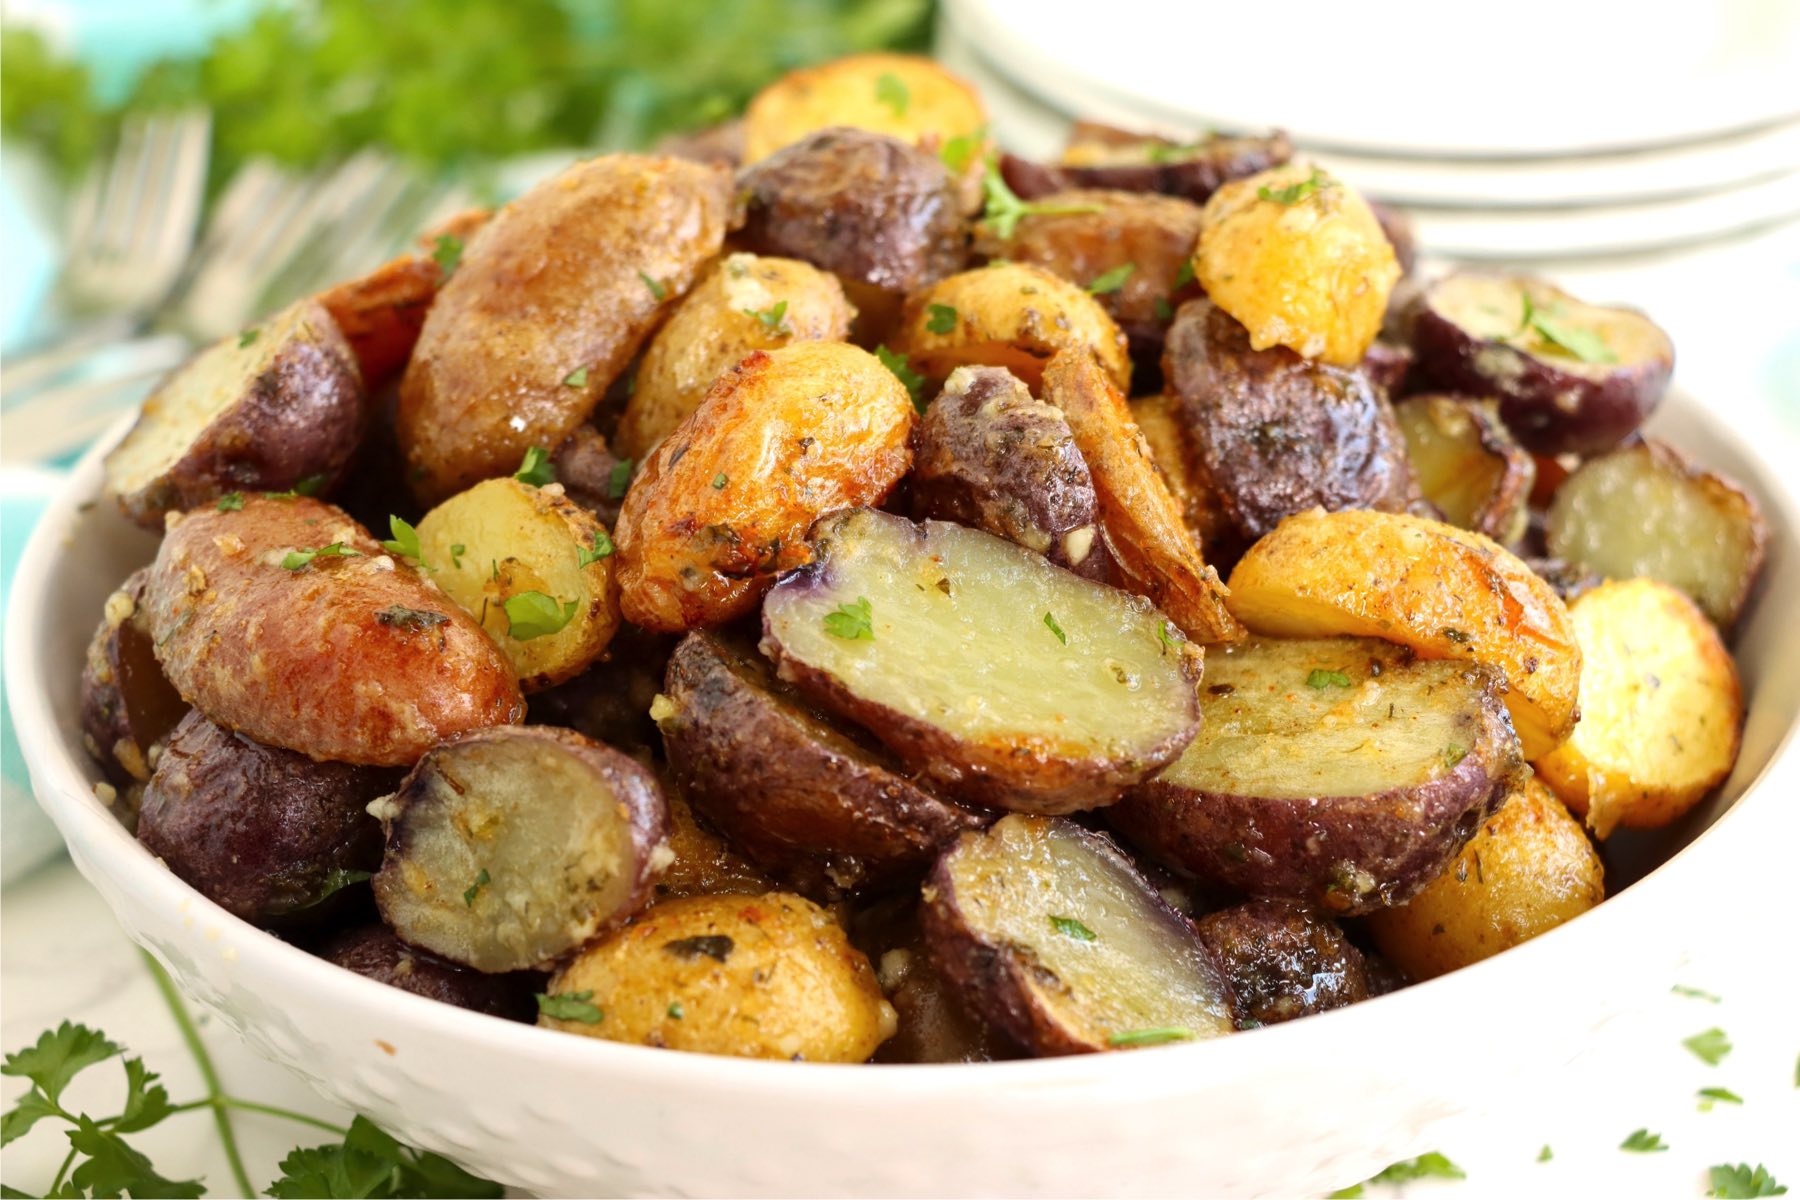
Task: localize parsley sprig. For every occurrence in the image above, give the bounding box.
[1708,1163,1788,1197]
[875,345,927,413]
[1258,167,1336,206]
[1327,1152,1465,1197]
[502,591,577,640]
[515,446,556,485]
[823,596,874,641]
[979,158,1101,239]
[282,543,361,571]
[1515,292,1617,364]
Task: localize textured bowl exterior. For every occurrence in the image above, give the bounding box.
[7,391,1797,1199]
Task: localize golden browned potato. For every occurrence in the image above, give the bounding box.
[614,253,856,460]
[891,263,1132,395]
[742,52,986,165]
[1129,393,1229,553]
[1224,508,1581,759]
[614,341,914,632]
[413,477,619,691]
[540,893,897,1061]
[1533,578,1742,838]
[1194,163,1399,366]
[1394,394,1536,547]
[397,155,734,505]
[1365,773,1604,978]
[141,496,523,765]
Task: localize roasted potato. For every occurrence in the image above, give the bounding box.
[891,263,1132,395]
[526,622,676,754]
[142,496,523,765]
[1043,349,1242,643]
[81,568,188,789]
[1161,299,1418,543]
[653,783,775,901]
[850,897,1003,1064]
[742,52,986,164]
[539,892,896,1062]
[549,425,628,527]
[909,365,1106,578]
[1545,439,1768,629]
[658,630,988,898]
[615,253,857,460]
[1194,164,1400,367]
[1533,579,1742,838]
[1110,637,1521,914]
[1364,772,1603,978]
[315,923,539,1022]
[1410,272,1673,455]
[104,299,365,528]
[1361,339,1415,396]
[655,116,745,167]
[1523,556,1603,605]
[1225,508,1581,759]
[614,341,915,632]
[998,124,1293,207]
[413,477,620,691]
[921,815,1235,1055]
[1393,394,1536,546]
[760,508,1203,814]
[1128,392,1230,555]
[1195,899,1371,1027]
[397,154,734,505]
[137,711,394,925]
[371,726,668,972]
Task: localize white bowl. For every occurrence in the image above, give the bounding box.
[6,394,1796,1199]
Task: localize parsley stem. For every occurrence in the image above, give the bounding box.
[142,949,255,1199]
[161,1096,349,1135]
[47,1145,79,1196]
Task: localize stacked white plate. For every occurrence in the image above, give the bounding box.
[939,0,1800,260]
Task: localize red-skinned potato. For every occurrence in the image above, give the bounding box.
[81,568,189,789]
[998,124,1293,207]
[315,923,540,1022]
[1195,899,1370,1027]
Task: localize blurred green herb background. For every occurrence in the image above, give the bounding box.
[2,0,934,190]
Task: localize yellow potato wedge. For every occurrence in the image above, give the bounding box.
[742,52,986,165]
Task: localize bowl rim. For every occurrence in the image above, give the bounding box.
[6,394,1798,1097]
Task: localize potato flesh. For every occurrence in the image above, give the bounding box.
[764,510,1195,755]
[1394,395,1534,546]
[1160,638,1493,802]
[743,52,986,164]
[1432,272,1668,376]
[939,815,1233,1045]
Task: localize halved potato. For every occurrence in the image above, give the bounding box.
[81,568,189,788]
[371,726,668,972]
[850,896,1004,1064]
[1194,163,1399,367]
[920,814,1235,1055]
[999,123,1293,207]
[1128,392,1230,554]
[1533,579,1742,838]
[742,52,986,164]
[316,922,538,1022]
[1043,349,1242,644]
[1194,898,1370,1027]
[658,630,989,898]
[104,298,365,527]
[1109,637,1521,914]
[1545,439,1768,629]
[1394,394,1536,546]
[760,508,1203,814]
[413,477,620,691]
[890,263,1132,394]
[1364,772,1604,978]
[1224,508,1581,759]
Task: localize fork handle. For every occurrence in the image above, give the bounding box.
[2,315,146,398]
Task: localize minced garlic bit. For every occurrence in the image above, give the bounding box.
[93,781,118,807]
[102,589,137,628]
[648,693,679,722]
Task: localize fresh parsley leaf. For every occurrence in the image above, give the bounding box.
[1144,140,1212,164]
[1537,1145,1553,1163]
[502,591,577,641]
[667,1002,684,1020]
[380,515,425,563]
[1,1088,62,1148]
[268,1114,502,1199]
[515,445,556,485]
[823,596,874,641]
[217,492,246,511]
[875,344,927,412]
[281,543,361,570]
[110,1056,174,1134]
[1515,292,1617,364]
[577,530,615,567]
[1043,611,1067,645]
[1326,1187,1364,1199]
[1707,1163,1788,1197]
[1685,1027,1732,1066]
[744,299,790,333]
[563,364,590,388]
[1048,914,1095,941]
[237,328,259,348]
[926,302,958,333]
[711,472,729,489]
[1307,669,1351,689]
[638,270,667,301]
[1257,167,1335,205]
[1697,1086,1743,1110]
[1620,1128,1669,1152]
[979,157,1102,239]
[68,1113,205,1199]
[1442,744,1468,768]
[1106,1027,1194,1047]
[431,233,463,277]
[875,71,909,116]
[607,458,634,501]
[1157,621,1179,653]
[1357,1153,1467,1185]
[1087,262,1135,295]
[463,868,490,907]
[448,543,466,568]
[1673,984,1723,1003]
[939,127,985,174]
[1153,296,1174,322]
[1174,259,1196,289]
[536,991,603,1023]
[293,474,327,497]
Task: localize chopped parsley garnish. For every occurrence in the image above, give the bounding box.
[711,472,729,489]
[1048,915,1094,941]
[1157,621,1179,652]
[562,365,590,388]
[1440,626,1472,644]
[607,458,635,500]
[1107,1027,1194,1047]
[515,445,556,485]
[875,344,927,412]
[1153,296,1174,322]
[535,990,603,1023]
[1697,1086,1743,1110]
[1537,1145,1553,1163]
[1257,167,1335,206]
[379,515,425,563]
[979,157,1102,239]
[216,492,246,511]
[1144,140,1212,164]
[236,328,258,348]
[462,868,489,906]
[667,1002,684,1020]
[1620,1128,1669,1153]
[939,127,985,173]
[1707,1163,1788,1197]
[291,474,327,497]
[1174,259,1196,289]
[663,935,734,962]
[744,298,790,333]
[1331,1152,1466,1195]
[1442,744,1468,769]
[926,302,958,333]
[1086,262,1135,295]
[502,591,577,640]
[1043,611,1067,645]
[1685,1027,1733,1066]
[823,595,874,641]
[1516,292,1617,364]
[1307,669,1351,689]
[281,543,361,570]
[638,270,667,300]
[1673,984,1723,1003]
[875,71,908,116]
[449,543,466,568]
[431,233,463,277]
[577,530,615,567]
[376,605,449,632]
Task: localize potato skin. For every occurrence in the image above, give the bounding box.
[315,923,540,1022]
[1364,774,1603,979]
[81,569,189,789]
[742,53,986,164]
[397,155,735,505]
[909,365,1106,578]
[1129,392,1232,557]
[1393,393,1536,547]
[659,631,989,898]
[549,425,628,528]
[1194,899,1370,1027]
[615,253,856,460]
[998,125,1293,206]
[541,893,896,1062]
[1162,299,1418,543]
[614,341,914,632]
[105,299,365,528]
[143,496,523,765]
[137,711,395,924]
